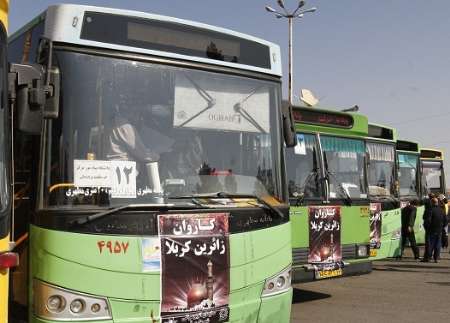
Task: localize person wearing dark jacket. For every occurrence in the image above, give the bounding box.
[422,193,435,261]
[422,198,448,262]
[400,200,420,259]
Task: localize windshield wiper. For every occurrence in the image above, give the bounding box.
[178,73,216,127]
[71,203,177,226]
[233,85,267,133]
[169,192,285,219]
[326,171,353,206]
[292,169,318,206]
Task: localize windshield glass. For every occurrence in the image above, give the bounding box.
[321,136,367,199]
[286,133,322,200]
[397,153,419,197]
[422,160,444,194]
[367,142,396,199]
[41,51,283,209]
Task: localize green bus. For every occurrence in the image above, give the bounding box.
[7,5,296,322]
[286,105,371,282]
[420,148,446,197]
[396,140,425,245]
[366,124,401,260]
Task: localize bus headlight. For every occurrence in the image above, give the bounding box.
[34,279,111,320]
[47,295,66,313]
[357,245,369,258]
[261,266,291,297]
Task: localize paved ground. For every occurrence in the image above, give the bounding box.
[291,247,450,322]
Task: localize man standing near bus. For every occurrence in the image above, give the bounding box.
[400,200,420,259]
[423,197,447,262]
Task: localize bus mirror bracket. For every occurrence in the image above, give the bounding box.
[9,63,45,134]
[43,66,60,119]
[282,101,297,147]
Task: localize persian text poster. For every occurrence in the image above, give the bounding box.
[159,213,230,323]
[369,203,382,249]
[308,206,343,275]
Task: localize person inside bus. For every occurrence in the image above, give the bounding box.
[105,96,175,191]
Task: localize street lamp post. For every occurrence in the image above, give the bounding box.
[265,1,316,106]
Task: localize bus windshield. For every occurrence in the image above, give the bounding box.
[322,136,367,200]
[286,133,322,200]
[367,142,396,199]
[41,51,283,208]
[422,160,444,194]
[398,153,419,197]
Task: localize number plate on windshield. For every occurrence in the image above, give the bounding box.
[370,249,377,257]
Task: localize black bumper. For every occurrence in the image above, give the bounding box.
[292,260,372,283]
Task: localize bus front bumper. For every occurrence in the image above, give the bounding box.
[292,259,372,283]
[30,289,293,323]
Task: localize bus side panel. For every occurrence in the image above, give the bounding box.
[29,223,292,322]
[414,205,426,245]
[370,208,402,260]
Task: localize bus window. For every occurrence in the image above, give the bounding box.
[321,136,367,200]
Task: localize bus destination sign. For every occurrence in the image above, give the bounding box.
[292,108,353,128]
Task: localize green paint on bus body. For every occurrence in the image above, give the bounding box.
[29,223,292,322]
[414,205,426,245]
[290,205,370,248]
[370,209,402,260]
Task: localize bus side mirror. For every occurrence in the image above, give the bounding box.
[43,66,60,119]
[9,63,45,134]
[282,101,297,147]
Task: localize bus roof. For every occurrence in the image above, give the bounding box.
[396,139,420,154]
[10,4,282,76]
[291,104,368,138]
[367,123,397,142]
[420,148,444,160]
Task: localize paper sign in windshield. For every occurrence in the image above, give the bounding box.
[110,160,137,198]
[73,159,136,198]
[369,203,382,250]
[74,160,112,187]
[159,213,230,323]
[294,134,307,155]
[174,73,270,133]
[308,206,343,270]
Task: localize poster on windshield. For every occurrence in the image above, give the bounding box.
[308,206,343,279]
[159,213,230,323]
[369,203,382,254]
[173,73,270,133]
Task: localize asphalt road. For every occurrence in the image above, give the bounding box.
[291,247,450,323]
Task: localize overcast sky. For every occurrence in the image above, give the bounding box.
[10,0,450,182]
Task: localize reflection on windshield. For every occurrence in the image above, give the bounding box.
[398,153,418,197]
[322,136,367,199]
[42,51,283,208]
[367,142,396,198]
[286,133,321,199]
[422,161,443,194]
